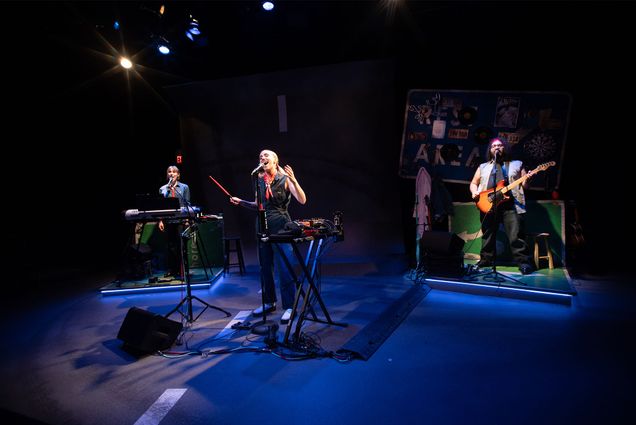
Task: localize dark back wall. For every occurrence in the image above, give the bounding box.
[166,60,402,262]
[6,2,631,283]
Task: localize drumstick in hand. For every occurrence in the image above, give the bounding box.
[208,175,233,197]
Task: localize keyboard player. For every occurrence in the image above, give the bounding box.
[158,165,191,279]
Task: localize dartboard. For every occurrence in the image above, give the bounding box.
[524,132,556,160]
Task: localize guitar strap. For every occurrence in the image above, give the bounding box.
[489,161,506,188]
[502,161,509,184]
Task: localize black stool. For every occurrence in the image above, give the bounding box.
[223,236,246,275]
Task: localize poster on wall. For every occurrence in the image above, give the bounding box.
[399,90,571,191]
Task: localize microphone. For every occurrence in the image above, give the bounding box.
[168,176,175,186]
[251,163,265,175]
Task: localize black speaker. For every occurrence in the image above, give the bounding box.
[419,232,466,278]
[420,231,465,255]
[422,253,466,278]
[117,307,183,354]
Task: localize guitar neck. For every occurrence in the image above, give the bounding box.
[494,162,553,196]
[501,175,529,194]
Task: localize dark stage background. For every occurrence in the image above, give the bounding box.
[165,60,402,262]
[4,1,631,285]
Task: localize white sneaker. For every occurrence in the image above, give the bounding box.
[280,308,293,324]
[252,303,275,316]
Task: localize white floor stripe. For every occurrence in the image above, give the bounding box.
[134,388,187,425]
[215,310,251,340]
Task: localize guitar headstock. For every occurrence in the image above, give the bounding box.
[527,161,555,176]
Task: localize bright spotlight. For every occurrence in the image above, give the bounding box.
[119,57,133,69]
[262,2,274,11]
[156,36,171,54]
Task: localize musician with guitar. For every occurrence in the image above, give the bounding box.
[469,138,536,275]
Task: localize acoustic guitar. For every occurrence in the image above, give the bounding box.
[474,161,556,214]
[568,203,585,248]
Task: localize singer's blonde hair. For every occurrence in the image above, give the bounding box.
[259,150,279,167]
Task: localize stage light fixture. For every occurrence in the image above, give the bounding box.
[156,36,171,55]
[262,1,275,11]
[119,57,133,69]
[185,14,200,41]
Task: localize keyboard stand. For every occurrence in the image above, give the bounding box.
[266,235,347,346]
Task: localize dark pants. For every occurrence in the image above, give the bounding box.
[258,241,296,309]
[164,222,183,275]
[480,208,530,265]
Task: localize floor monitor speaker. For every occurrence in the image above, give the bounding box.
[117,307,183,354]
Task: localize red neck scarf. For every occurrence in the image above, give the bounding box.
[263,173,274,200]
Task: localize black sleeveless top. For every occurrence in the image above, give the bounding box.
[257,173,292,234]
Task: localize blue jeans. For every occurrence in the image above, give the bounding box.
[258,241,296,309]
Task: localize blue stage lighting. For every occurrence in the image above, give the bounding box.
[185,15,200,41]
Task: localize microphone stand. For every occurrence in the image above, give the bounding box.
[474,157,524,286]
[249,168,278,340]
[165,181,230,324]
[175,190,213,281]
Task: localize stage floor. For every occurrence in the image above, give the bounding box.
[1,263,634,425]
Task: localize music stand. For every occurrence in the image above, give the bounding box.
[166,222,231,323]
[471,160,525,286]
